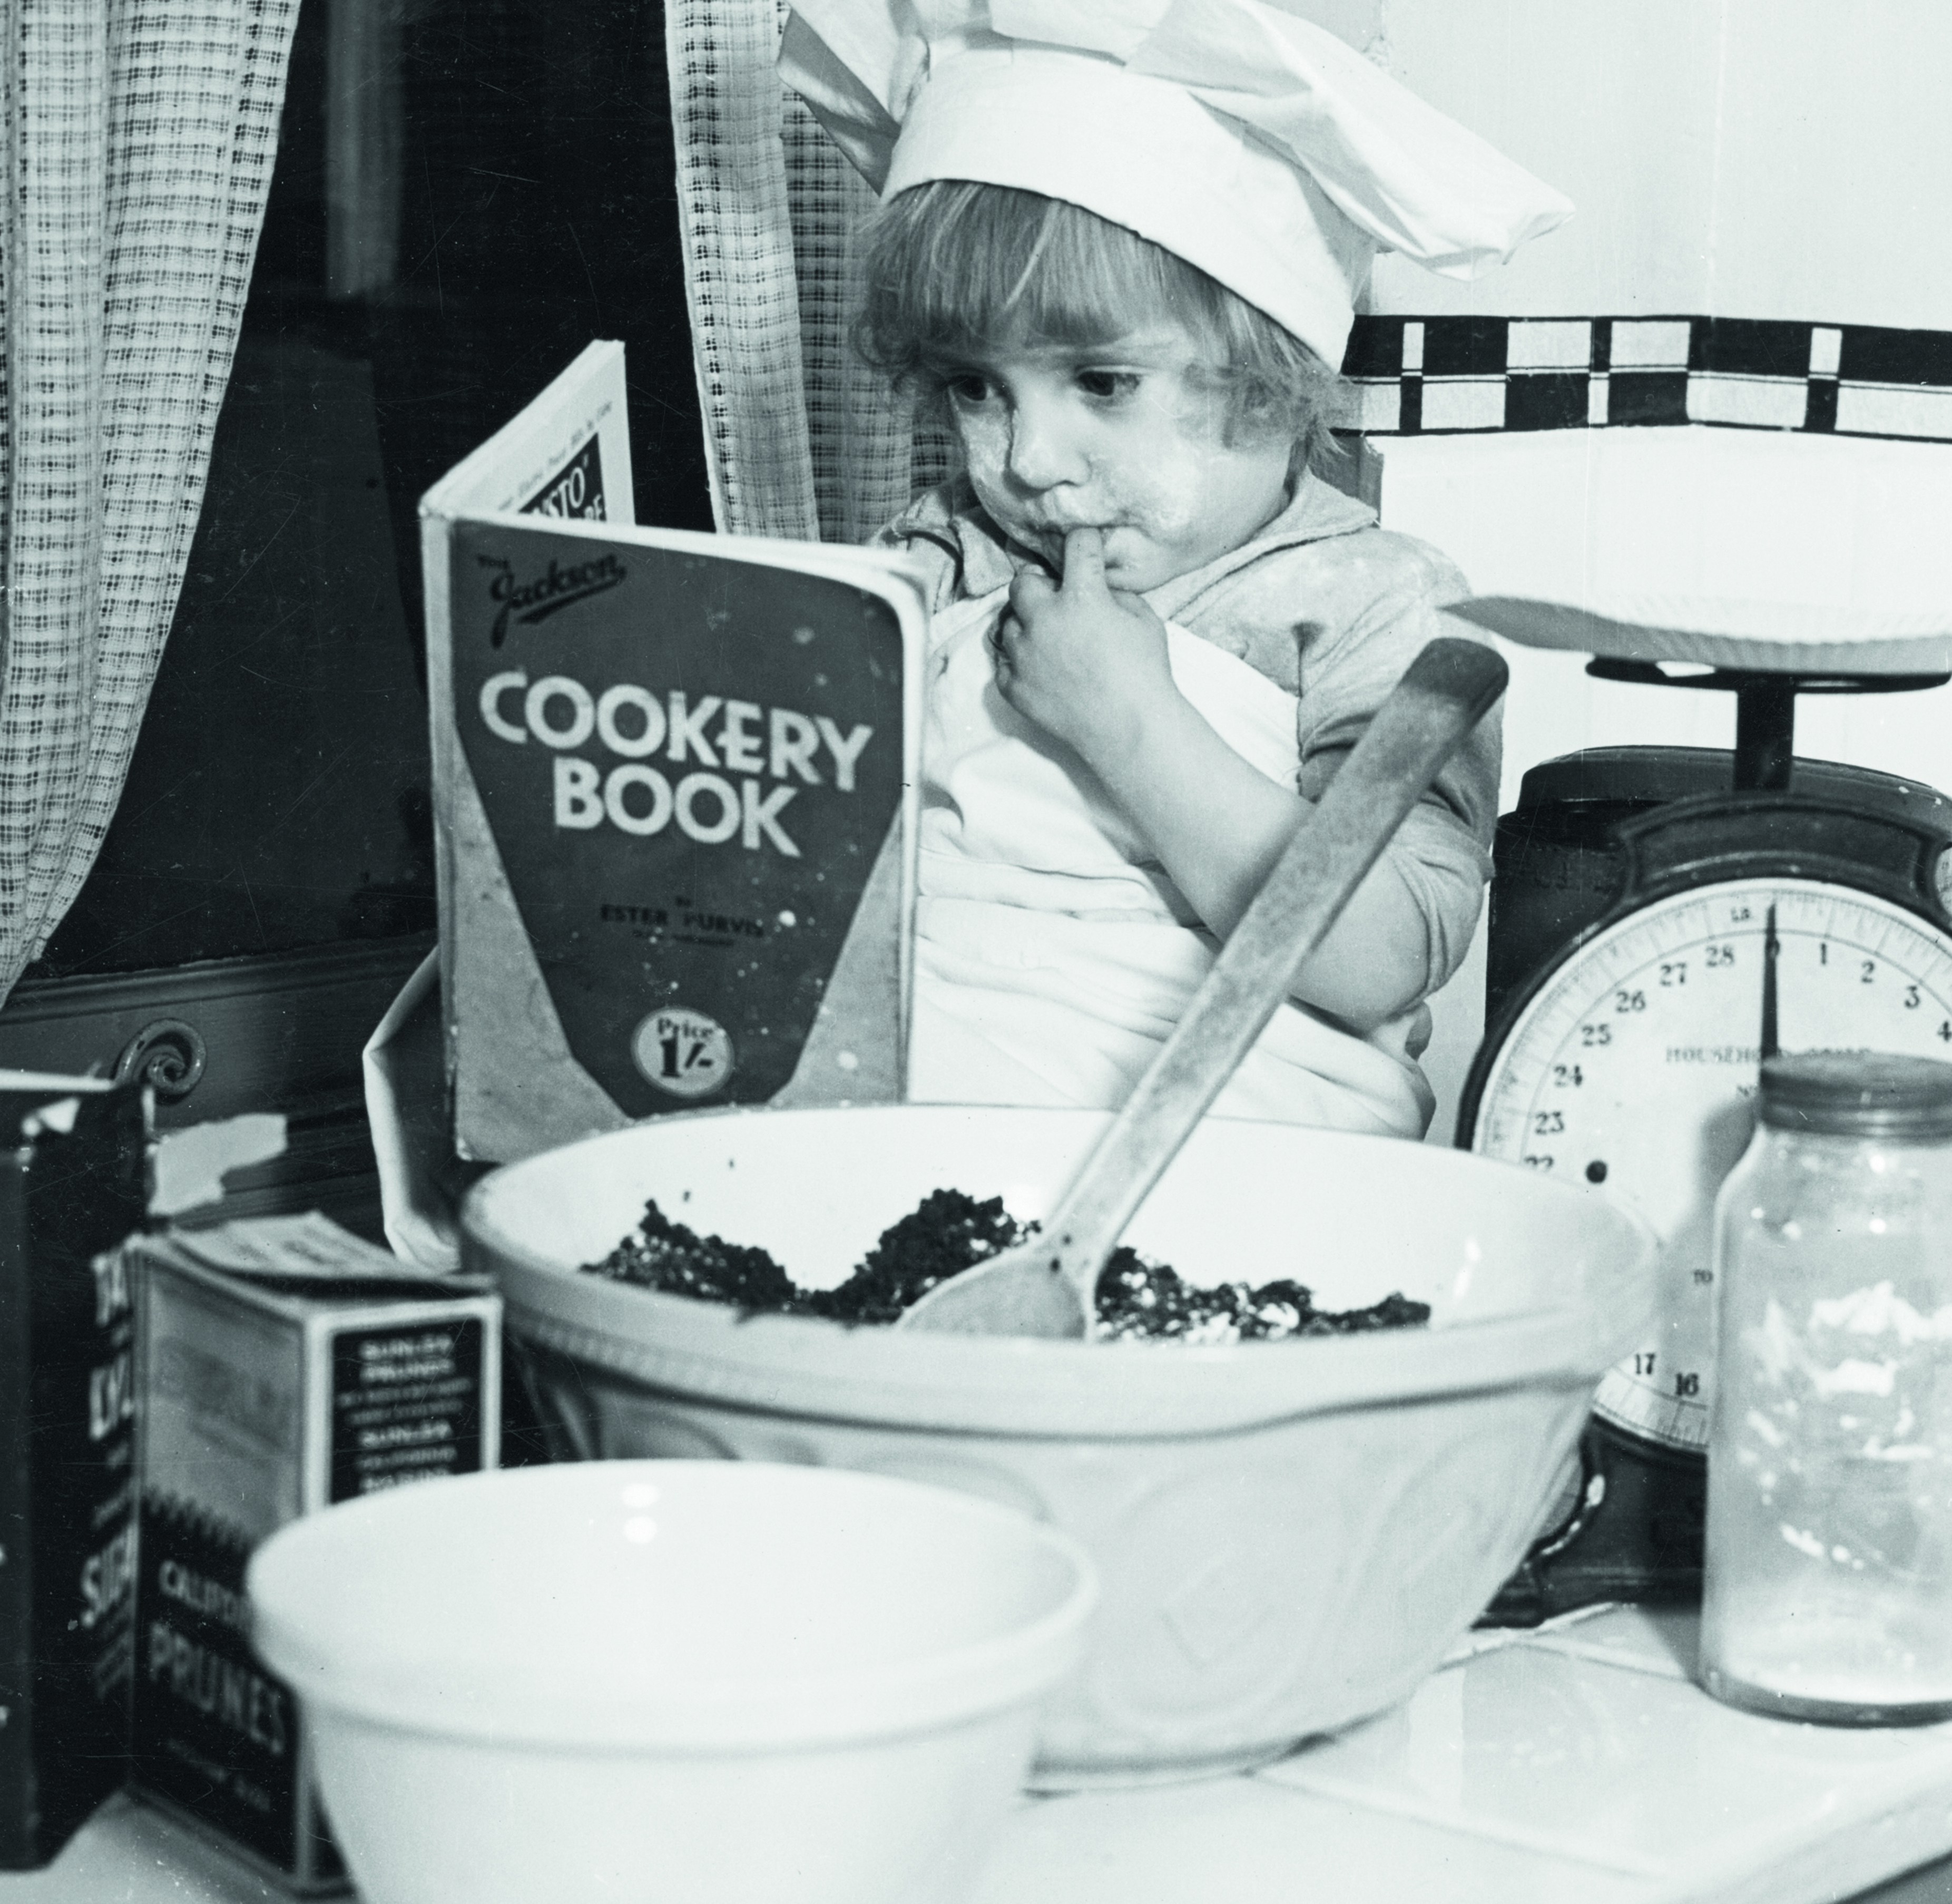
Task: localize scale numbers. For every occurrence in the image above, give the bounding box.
[1473,878,1952,1451]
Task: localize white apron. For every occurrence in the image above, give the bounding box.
[906,589,1434,1137]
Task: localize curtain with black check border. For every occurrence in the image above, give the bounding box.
[0,0,299,1000]
[666,0,956,544]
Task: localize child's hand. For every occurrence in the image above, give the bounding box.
[988,528,1430,1032]
[993,528,1178,765]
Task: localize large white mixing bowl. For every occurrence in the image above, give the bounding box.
[464,1105,1657,1784]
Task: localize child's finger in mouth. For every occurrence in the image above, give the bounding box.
[1058,524,1109,589]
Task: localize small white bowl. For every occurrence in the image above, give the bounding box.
[465,1105,1658,1786]
[247,1460,1096,1904]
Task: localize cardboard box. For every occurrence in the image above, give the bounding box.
[0,1075,150,1868]
[132,1214,501,1891]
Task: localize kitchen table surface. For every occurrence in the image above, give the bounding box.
[8,1607,1952,1903]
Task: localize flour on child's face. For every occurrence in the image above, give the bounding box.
[938,323,1293,594]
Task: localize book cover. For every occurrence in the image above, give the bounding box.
[0,1076,151,1869]
[423,343,927,1162]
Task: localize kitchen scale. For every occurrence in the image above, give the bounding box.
[1446,597,1952,1623]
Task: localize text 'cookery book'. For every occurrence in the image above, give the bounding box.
[421,341,927,1163]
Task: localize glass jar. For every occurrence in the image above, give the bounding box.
[1700,1051,1952,1724]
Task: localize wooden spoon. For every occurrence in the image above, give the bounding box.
[895,635,1509,1339]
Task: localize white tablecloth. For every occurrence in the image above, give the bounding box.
[10,1608,1952,1904]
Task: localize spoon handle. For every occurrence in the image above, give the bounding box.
[1039,634,1508,1301]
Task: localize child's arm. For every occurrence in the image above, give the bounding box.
[995,529,1431,1034]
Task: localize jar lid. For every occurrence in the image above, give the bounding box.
[1758,1052,1952,1139]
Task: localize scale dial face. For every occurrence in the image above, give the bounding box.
[1470,877,1952,1452]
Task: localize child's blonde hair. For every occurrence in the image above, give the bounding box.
[855,181,1346,470]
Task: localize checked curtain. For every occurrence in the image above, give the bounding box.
[665,0,955,544]
[0,0,299,1000]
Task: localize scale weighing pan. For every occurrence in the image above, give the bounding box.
[1445,593,1952,1623]
[1450,593,1952,679]
[1451,594,1952,794]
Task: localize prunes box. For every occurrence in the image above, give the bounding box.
[132,1213,501,1891]
[0,1074,150,1869]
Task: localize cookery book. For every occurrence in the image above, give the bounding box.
[0,1074,150,1869]
[421,341,928,1163]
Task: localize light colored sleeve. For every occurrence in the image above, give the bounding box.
[1293,530,1502,1001]
[865,481,977,611]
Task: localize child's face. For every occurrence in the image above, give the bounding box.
[935,323,1294,593]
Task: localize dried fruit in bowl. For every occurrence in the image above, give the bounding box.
[583,1189,1430,1344]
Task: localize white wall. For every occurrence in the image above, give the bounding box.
[1384,427,1952,809]
[1368,0,1952,329]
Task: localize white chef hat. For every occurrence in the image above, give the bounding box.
[779,0,1572,369]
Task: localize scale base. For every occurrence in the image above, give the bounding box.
[1477,1415,1704,1626]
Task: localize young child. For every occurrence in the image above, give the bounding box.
[781,1,1571,1138]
